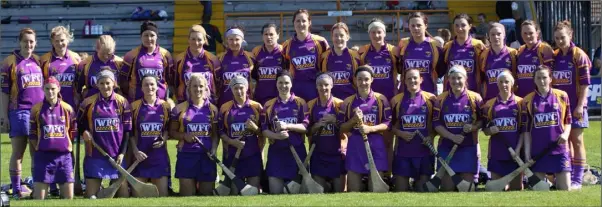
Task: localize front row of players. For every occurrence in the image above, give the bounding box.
[30,63,574,199]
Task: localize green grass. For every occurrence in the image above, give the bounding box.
[2,121,601,206]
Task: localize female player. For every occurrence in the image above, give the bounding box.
[522,65,572,191]
[29,77,77,199]
[482,70,524,191]
[358,18,398,100]
[321,22,360,99]
[515,20,554,97]
[479,23,517,101]
[121,21,173,102]
[390,68,436,192]
[1,28,44,198]
[261,70,309,194]
[252,23,284,105]
[339,65,391,192]
[78,35,123,99]
[307,72,345,192]
[129,75,172,197]
[443,13,485,93]
[398,12,445,94]
[79,70,131,198]
[282,9,329,102]
[173,25,221,104]
[219,76,264,192]
[552,21,592,190]
[217,27,255,107]
[433,65,483,191]
[170,73,219,196]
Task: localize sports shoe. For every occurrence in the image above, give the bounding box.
[571,183,582,190]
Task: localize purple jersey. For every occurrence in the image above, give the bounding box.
[79,93,132,158]
[553,43,592,111]
[390,90,436,157]
[479,46,517,101]
[399,38,445,94]
[359,43,399,100]
[121,46,173,102]
[216,50,255,106]
[40,50,81,108]
[321,48,360,99]
[283,34,329,101]
[482,95,523,160]
[433,89,483,148]
[443,37,486,93]
[174,47,221,103]
[29,100,77,152]
[515,42,555,97]
[131,98,171,155]
[251,45,284,105]
[218,99,263,158]
[522,89,572,156]
[307,96,344,155]
[78,53,123,98]
[170,100,218,153]
[261,94,309,148]
[1,50,44,110]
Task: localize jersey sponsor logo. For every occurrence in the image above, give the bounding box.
[534,112,559,128]
[449,59,474,72]
[187,123,211,136]
[404,59,431,73]
[137,68,164,80]
[279,117,298,124]
[486,68,507,83]
[54,73,75,87]
[291,55,317,70]
[517,65,536,79]
[184,71,212,86]
[492,117,517,132]
[320,123,336,136]
[43,125,66,139]
[223,72,249,85]
[20,73,43,88]
[443,113,471,128]
[329,71,351,85]
[140,122,163,137]
[552,70,572,85]
[372,65,391,79]
[230,122,247,137]
[258,66,281,80]
[401,114,426,129]
[94,118,121,132]
[361,114,377,126]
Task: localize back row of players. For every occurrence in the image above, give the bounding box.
[1,9,591,199]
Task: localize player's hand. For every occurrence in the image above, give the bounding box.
[277,131,289,139]
[82,131,93,142]
[463,123,473,134]
[488,126,500,135]
[245,118,259,132]
[557,133,569,144]
[275,121,288,131]
[353,108,363,124]
[184,134,196,143]
[358,124,372,135]
[397,131,415,142]
[231,139,246,149]
[133,150,148,162]
[573,107,584,119]
[450,134,465,145]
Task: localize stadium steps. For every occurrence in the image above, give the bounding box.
[173,0,225,55]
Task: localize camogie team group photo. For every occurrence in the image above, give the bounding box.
[0,0,600,206]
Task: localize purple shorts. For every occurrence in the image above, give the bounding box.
[437,145,478,174]
[84,156,126,180]
[345,134,389,174]
[223,152,263,178]
[531,152,572,174]
[33,151,74,183]
[175,151,217,182]
[571,108,589,128]
[488,159,519,176]
[266,145,307,180]
[310,151,345,179]
[131,147,170,179]
[9,110,30,138]
[393,155,435,178]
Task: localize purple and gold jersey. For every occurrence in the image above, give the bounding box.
[219,99,263,158]
[433,89,483,148]
[174,47,221,103]
[515,42,555,97]
[307,96,344,155]
[553,43,592,111]
[321,48,360,99]
[29,100,77,152]
[121,46,173,102]
[390,90,436,157]
[1,50,44,110]
[131,98,171,153]
[261,94,309,148]
[398,37,445,94]
[443,37,486,93]
[216,50,255,106]
[40,50,81,108]
[170,100,218,153]
[478,46,517,101]
[522,89,572,156]
[251,45,284,105]
[283,34,329,101]
[77,53,123,98]
[482,95,523,160]
[359,43,399,100]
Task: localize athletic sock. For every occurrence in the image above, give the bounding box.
[9,170,21,196]
[571,158,586,185]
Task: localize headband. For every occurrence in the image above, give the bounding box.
[96,69,116,82]
[141,23,158,35]
[229,75,248,88]
[448,65,467,77]
[45,76,60,87]
[496,70,514,82]
[316,73,334,85]
[368,21,386,32]
[225,28,245,39]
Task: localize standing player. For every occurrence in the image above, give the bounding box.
[479,23,517,101]
[217,27,255,107]
[252,23,284,105]
[261,70,309,194]
[433,65,483,191]
[29,77,77,199]
[390,68,436,192]
[174,25,221,104]
[339,65,391,192]
[321,22,360,99]
[79,70,131,198]
[169,73,219,196]
[522,65,572,191]
[78,35,123,99]
[552,21,591,190]
[358,18,398,100]
[1,28,44,199]
[129,75,172,197]
[307,73,346,192]
[515,20,554,97]
[282,9,329,102]
[482,70,524,191]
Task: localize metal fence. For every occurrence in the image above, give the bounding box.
[534,1,593,52]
